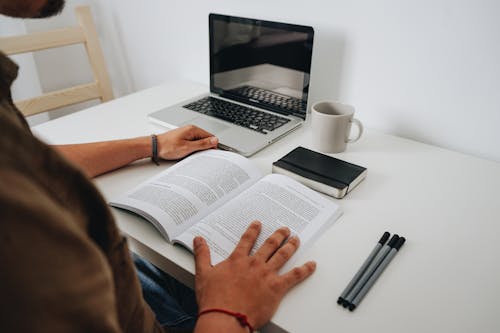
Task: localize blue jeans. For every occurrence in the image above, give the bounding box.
[133,254,198,329]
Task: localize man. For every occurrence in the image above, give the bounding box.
[0,1,317,332]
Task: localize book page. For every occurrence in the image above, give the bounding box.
[175,174,342,270]
[109,150,262,241]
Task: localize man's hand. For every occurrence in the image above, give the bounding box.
[193,221,316,331]
[157,125,218,160]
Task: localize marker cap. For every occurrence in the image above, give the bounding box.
[378,232,390,245]
[394,237,406,250]
[387,234,400,247]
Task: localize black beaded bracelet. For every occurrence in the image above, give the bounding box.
[151,134,160,165]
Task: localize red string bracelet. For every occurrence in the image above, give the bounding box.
[198,308,254,332]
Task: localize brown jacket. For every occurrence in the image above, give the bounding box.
[0,52,163,332]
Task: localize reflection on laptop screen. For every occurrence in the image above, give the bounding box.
[209,14,314,119]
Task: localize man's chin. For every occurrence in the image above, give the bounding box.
[0,0,65,18]
[35,0,65,18]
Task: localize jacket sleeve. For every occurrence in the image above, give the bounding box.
[0,169,164,333]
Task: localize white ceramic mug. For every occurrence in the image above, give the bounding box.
[311,101,363,153]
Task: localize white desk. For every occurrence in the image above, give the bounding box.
[33,80,500,333]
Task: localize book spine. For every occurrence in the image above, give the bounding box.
[272,165,347,199]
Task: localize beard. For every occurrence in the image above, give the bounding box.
[35,0,65,18]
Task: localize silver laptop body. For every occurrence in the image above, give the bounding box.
[149,13,315,156]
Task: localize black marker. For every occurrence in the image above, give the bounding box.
[343,234,400,307]
[337,232,390,305]
[349,237,406,311]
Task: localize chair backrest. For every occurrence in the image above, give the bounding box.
[0,5,113,117]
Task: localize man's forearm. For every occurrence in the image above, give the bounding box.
[52,125,218,178]
[53,136,151,178]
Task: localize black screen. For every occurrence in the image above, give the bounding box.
[209,14,314,119]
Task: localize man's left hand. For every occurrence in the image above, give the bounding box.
[157,125,218,160]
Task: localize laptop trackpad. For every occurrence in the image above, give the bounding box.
[181,117,230,134]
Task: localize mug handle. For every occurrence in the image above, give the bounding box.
[347,118,363,143]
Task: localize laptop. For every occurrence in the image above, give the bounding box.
[149,13,314,156]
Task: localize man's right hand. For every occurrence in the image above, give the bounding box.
[193,221,316,332]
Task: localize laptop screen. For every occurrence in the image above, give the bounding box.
[209,14,314,119]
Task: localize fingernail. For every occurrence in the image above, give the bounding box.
[210,137,218,145]
[194,237,202,246]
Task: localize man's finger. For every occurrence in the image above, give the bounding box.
[280,261,317,292]
[184,125,215,140]
[193,236,212,275]
[230,221,262,258]
[186,136,218,153]
[254,227,290,262]
[266,236,300,270]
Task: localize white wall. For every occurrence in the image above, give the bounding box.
[3,0,500,161]
[110,0,500,162]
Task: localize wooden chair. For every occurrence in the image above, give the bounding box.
[0,5,113,117]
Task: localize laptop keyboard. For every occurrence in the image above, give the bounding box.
[229,85,306,114]
[183,97,291,134]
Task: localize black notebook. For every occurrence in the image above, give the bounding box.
[272,147,367,199]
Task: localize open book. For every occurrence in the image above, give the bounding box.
[110,150,342,269]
